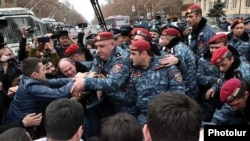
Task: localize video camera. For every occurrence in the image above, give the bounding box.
[24,26,34,33]
[77,23,88,28]
[38,36,50,43]
[7,58,17,64]
[51,30,68,39]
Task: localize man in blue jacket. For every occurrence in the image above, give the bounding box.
[6,57,81,139]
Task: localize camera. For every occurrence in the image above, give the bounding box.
[7,58,16,64]
[38,37,50,43]
[50,34,60,39]
[78,23,88,28]
[50,30,68,39]
[59,30,68,36]
[27,26,34,33]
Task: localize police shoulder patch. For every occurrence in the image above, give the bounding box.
[112,64,123,73]
[171,69,183,83]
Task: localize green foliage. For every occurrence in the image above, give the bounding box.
[207,0,226,18]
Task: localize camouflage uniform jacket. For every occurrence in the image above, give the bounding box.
[189,17,215,62]
[227,31,250,62]
[84,46,137,115]
[131,55,185,125]
[161,37,198,100]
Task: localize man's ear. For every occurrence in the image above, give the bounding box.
[244,91,249,99]
[143,124,152,141]
[76,125,84,139]
[30,72,37,79]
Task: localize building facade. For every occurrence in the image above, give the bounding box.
[182,0,250,20]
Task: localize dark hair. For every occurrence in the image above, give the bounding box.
[41,58,53,65]
[193,9,202,15]
[45,98,85,140]
[74,46,94,61]
[0,127,31,141]
[101,113,143,141]
[20,57,41,77]
[147,91,202,141]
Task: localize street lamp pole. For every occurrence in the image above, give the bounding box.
[239,0,241,17]
[179,0,182,21]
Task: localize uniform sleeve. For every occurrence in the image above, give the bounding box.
[197,59,218,86]
[212,104,248,125]
[176,57,187,75]
[204,26,215,49]
[106,79,137,104]
[85,61,130,93]
[167,65,185,94]
[89,58,99,72]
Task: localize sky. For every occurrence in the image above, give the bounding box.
[59,0,107,23]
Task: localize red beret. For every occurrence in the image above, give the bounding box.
[130,39,151,51]
[231,19,244,29]
[129,28,141,37]
[208,33,227,44]
[64,44,79,56]
[94,32,114,42]
[186,4,201,16]
[162,28,180,36]
[134,28,152,40]
[220,78,244,103]
[211,47,230,65]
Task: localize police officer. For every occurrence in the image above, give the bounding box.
[227,19,250,62]
[186,4,215,62]
[148,24,161,46]
[129,39,185,125]
[213,78,250,125]
[85,33,97,56]
[71,32,137,136]
[159,28,198,100]
[107,28,123,47]
[132,28,161,56]
[197,33,227,121]
[119,26,133,50]
[244,17,250,37]
[178,22,190,45]
[208,47,250,124]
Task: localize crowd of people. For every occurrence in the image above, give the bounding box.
[0,4,249,141]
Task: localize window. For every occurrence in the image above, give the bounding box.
[224,0,228,8]
[232,0,237,9]
[204,0,206,11]
[209,1,212,9]
[246,0,250,7]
